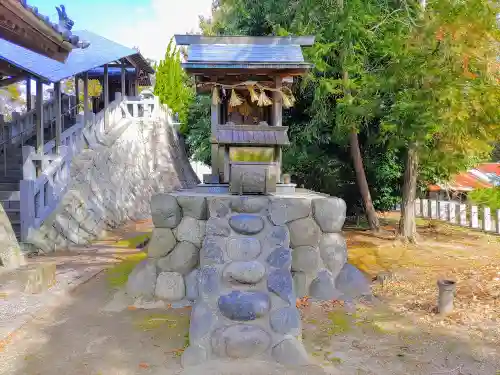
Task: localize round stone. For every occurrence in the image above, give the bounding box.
[291,246,320,273]
[272,336,310,366]
[335,263,371,301]
[155,271,185,301]
[126,259,157,298]
[150,194,182,228]
[270,307,301,335]
[174,217,206,248]
[177,196,208,220]
[312,197,346,233]
[181,345,207,368]
[266,246,292,270]
[218,291,270,321]
[208,197,231,218]
[269,198,311,226]
[197,266,221,297]
[265,225,290,247]
[226,237,261,261]
[201,236,226,266]
[319,233,347,278]
[212,324,271,359]
[223,261,266,284]
[288,217,321,247]
[309,269,341,301]
[147,228,176,258]
[157,241,199,275]
[190,302,217,340]
[267,269,295,304]
[230,197,269,213]
[229,214,265,235]
[185,269,199,300]
[206,218,231,237]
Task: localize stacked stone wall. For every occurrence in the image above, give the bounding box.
[25,119,198,253]
[126,193,371,368]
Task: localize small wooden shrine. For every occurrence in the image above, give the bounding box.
[175,35,314,194]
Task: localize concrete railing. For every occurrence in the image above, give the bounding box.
[415,198,500,234]
[19,93,164,241]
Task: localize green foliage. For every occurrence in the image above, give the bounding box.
[469,188,500,211]
[154,38,194,124]
[184,95,212,165]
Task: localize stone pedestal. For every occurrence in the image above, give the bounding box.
[125,191,371,368]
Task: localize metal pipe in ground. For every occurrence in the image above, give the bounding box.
[437,279,456,315]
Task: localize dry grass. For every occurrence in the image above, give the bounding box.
[345,215,500,345]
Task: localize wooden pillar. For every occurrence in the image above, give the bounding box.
[54,82,62,153]
[272,76,283,183]
[211,101,220,183]
[83,72,89,126]
[26,79,32,111]
[121,62,126,97]
[75,75,80,115]
[134,79,139,96]
[35,79,44,175]
[104,64,109,129]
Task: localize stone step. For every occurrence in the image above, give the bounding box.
[0,182,20,191]
[0,262,56,295]
[1,199,20,210]
[0,191,20,200]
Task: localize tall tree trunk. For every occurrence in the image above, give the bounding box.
[398,142,419,242]
[349,131,380,231]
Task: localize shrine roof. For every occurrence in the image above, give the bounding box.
[175,35,314,72]
[0,30,153,83]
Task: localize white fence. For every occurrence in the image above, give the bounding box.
[415,198,500,234]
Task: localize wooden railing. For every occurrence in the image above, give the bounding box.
[121,95,157,119]
[415,198,500,235]
[19,92,162,241]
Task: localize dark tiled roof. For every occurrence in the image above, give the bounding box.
[187,44,305,63]
[0,30,153,82]
[19,1,80,48]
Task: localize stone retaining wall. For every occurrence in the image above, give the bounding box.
[126,192,371,368]
[25,119,199,253]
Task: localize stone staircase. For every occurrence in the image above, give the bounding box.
[0,117,76,241]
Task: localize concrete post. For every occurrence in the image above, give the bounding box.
[459,204,467,226]
[437,279,456,315]
[496,209,500,234]
[470,205,479,229]
[415,198,421,216]
[448,202,456,224]
[54,82,62,154]
[482,206,491,232]
[422,199,428,218]
[430,200,437,219]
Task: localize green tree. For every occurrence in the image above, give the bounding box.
[375,0,500,241]
[154,38,194,124]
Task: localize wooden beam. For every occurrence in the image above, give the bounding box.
[54,82,62,153]
[0,75,28,88]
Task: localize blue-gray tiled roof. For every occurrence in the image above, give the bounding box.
[187,44,305,63]
[0,30,148,82]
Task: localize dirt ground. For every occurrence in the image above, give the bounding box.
[0,216,498,375]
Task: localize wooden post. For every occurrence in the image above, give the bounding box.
[272,76,283,183]
[26,78,32,111]
[35,79,44,175]
[54,81,62,154]
[210,100,220,183]
[75,75,80,115]
[482,206,491,231]
[104,64,109,130]
[121,62,126,97]
[83,72,89,126]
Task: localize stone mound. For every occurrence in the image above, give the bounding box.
[177,359,332,375]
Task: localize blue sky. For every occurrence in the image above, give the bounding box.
[34,0,213,61]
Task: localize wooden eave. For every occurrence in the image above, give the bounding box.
[0,0,73,62]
